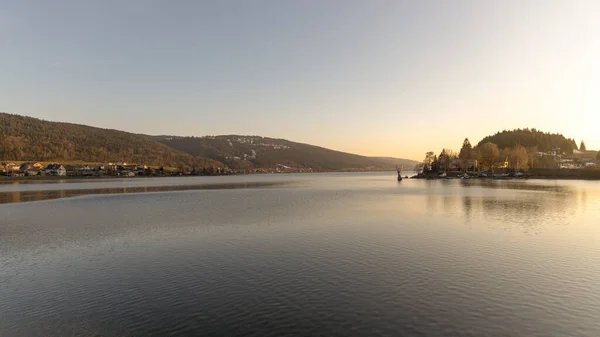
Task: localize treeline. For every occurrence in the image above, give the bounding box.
[0,112,418,171]
[0,113,221,168]
[477,128,578,154]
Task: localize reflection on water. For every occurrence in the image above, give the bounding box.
[2,173,600,336]
[0,181,292,204]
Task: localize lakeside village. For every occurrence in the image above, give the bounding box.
[410,139,600,180]
[0,161,317,178]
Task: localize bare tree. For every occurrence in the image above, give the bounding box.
[508,145,529,171]
[527,146,538,169]
[424,151,435,171]
[477,142,500,172]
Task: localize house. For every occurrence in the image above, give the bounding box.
[559,159,576,169]
[45,164,67,176]
[123,163,138,171]
[136,164,149,175]
[64,165,76,174]
[494,157,509,169]
[19,162,43,173]
[20,164,42,176]
[19,163,31,172]
[105,163,118,171]
[1,162,17,174]
[78,165,97,176]
[120,170,136,177]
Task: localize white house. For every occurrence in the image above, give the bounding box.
[46,164,67,176]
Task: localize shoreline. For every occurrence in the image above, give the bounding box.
[409,169,600,181]
[3,170,600,183]
[0,169,396,183]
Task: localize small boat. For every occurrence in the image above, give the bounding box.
[396,165,403,181]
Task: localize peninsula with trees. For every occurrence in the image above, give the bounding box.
[415,129,600,180]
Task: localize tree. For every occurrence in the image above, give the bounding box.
[527,146,538,169]
[477,142,500,172]
[508,145,529,171]
[580,141,587,151]
[459,138,473,159]
[423,151,435,171]
[597,151,600,161]
[438,149,450,172]
[431,155,440,172]
[0,132,5,159]
[437,149,457,172]
[459,138,474,171]
[538,155,559,169]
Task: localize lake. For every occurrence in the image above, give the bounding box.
[1,172,600,336]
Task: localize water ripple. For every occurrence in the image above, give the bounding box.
[1,174,600,336]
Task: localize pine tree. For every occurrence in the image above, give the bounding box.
[459,138,473,160]
[580,141,587,151]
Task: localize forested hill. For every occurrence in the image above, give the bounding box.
[154,135,418,171]
[0,113,221,168]
[477,129,578,154]
[0,112,417,171]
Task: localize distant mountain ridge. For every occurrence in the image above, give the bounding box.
[0,112,417,170]
[154,135,418,171]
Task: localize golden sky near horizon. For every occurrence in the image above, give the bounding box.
[1,1,599,161]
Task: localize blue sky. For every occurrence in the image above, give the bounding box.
[1,0,599,160]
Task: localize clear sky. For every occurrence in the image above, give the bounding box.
[1,0,599,160]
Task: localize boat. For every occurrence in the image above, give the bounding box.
[396,165,403,181]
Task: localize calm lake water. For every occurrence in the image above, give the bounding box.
[1,172,600,336]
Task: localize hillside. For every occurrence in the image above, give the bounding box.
[477,128,578,154]
[154,135,417,171]
[0,113,221,168]
[0,113,416,171]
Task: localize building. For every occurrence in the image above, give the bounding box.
[494,157,509,169]
[559,159,576,169]
[45,164,67,176]
[19,162,44,173]
[1,162,17,174]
